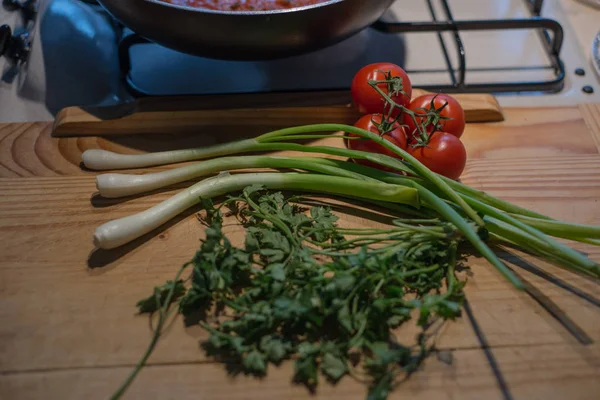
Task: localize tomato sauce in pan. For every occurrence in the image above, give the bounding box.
[162,0,330,11]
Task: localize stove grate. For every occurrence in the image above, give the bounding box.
[117,0,565,97]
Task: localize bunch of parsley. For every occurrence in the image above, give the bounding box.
[122,186,466,400]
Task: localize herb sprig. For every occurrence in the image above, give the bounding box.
[113,187,467,400]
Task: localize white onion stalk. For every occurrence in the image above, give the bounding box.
[93,172,419,249]
[82,139,260,170]
[95,156,366,198]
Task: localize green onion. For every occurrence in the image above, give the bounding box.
[93,172,419,249]
[85,126,600,284]
[83,124,483,226]
[509,214,600,240]
[408,181,524,288]
[486,218,599,277]
[95,155,380,198]
[82,139,261,170]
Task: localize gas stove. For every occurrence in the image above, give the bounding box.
[1,0,600,123]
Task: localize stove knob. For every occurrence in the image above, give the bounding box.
[11,29,31,63]
[0,25,31,64]
[0,25,11,58]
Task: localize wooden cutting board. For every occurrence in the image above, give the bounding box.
[51,90,504,136]
[1,103,600,400]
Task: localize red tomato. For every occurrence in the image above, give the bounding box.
[409,132,466,180]
[403,94,466,141]
[351,63,413,115]
[346,114,407,170]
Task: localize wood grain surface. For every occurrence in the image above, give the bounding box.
[1,104,600,400]
[51,90,503,137]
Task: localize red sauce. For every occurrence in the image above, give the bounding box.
[163,0,330,11]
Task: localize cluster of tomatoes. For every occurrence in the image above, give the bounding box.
[346,62,467,180]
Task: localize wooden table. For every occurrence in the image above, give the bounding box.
[1,104,600,399]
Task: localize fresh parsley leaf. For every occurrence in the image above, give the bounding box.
[309,206,339,241]
[259,336,290,364]
[321,353,348,382]
[243,184,265,196]
[294,353,319,391]
[337,304,353,333]
[136,280,186,314]
[243,350,267,374]
[136,187,467,400]
[268,263,286,282]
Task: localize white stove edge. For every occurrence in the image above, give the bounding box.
[494,0,600,107]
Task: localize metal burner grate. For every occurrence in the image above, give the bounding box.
[118,0,565,97]
[370,0,564,93]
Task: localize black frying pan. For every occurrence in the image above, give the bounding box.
[96,0,396,60]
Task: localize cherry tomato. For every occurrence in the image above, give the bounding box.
[351,63,413,115]
[346,114,407,170]
[403,94,466,141]
[409,132,466,180]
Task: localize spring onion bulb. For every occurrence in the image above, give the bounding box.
[93,172,419,249]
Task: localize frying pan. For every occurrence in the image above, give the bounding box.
[96,0,396,60]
